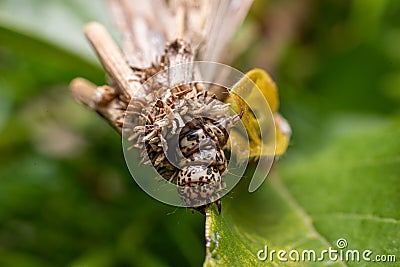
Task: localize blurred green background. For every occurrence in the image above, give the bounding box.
[0,0,399,266]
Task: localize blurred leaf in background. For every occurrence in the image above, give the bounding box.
[1,0,400,266]
[206,0,400,266]
[0,1,205,266]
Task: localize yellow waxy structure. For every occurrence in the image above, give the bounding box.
[228,68,291,159]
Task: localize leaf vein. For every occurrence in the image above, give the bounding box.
[315,212,400,224]
[271,177,348,267]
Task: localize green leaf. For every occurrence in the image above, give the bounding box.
[204,122,400,266]
[2,1,400,266]
[0,0,109,61]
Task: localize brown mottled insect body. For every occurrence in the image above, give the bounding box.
[126,79,242,212]
[177,117,230,209]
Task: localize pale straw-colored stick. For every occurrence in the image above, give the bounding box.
[70,77,98,109]
[84,22,135,101]
[70,77,124,133]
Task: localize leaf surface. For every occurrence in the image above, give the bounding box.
[204,122,400,266]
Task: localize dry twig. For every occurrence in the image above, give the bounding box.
[70,22,135,133]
